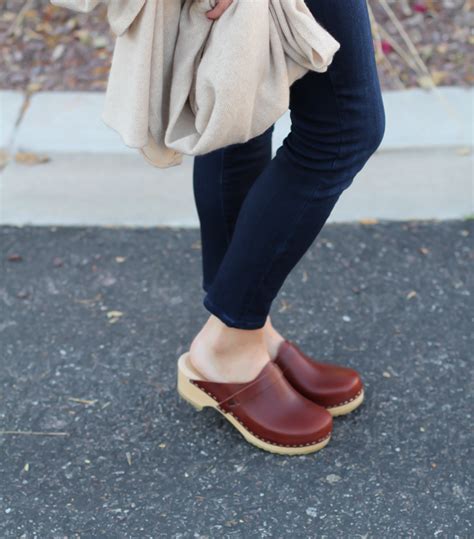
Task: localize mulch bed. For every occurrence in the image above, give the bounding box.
[0,0,472,92]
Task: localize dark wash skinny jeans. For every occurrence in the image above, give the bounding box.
[192,0,386,329]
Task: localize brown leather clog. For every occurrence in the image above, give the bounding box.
[274,340,364,417]
[177,352,332,455]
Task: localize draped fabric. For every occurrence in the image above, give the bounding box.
[51,0,340,167]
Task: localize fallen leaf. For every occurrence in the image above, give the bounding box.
[417,75,435,89]
[26,82,43,93]
[436,43,449,54]
[107,310,124,324]
[15,151,50,165]
[430,70,448,85]
[413,2,428,14]
[381,40,394,54]
[106,310,123,319]
[359,218,379,225]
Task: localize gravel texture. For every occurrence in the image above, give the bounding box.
[0,221,473,537]
[0,0,472,92]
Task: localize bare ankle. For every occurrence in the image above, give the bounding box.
[263,316,285,359]
[190,315,270,383]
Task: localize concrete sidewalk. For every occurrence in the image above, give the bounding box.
[1,220,472,536]
[1,87,473,226]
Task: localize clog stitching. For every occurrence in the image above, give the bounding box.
[326,388,364,409]
[190,380,330,448]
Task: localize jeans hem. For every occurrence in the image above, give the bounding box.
[203,294,265,330]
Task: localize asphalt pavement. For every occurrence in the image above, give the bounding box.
[0,221,472,537]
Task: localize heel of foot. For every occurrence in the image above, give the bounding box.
[177,353,217,411]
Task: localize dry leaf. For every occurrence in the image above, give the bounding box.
[107,310,123,319]
[430,70,448,85]
[359,218,379,225]
[107,310,123,323]
[26,82,43,93]
[15,151,50,165]
[417,75,435,88]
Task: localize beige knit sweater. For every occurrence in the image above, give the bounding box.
[51,0,340,167]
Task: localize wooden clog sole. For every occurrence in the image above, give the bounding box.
[326,390,364,417]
